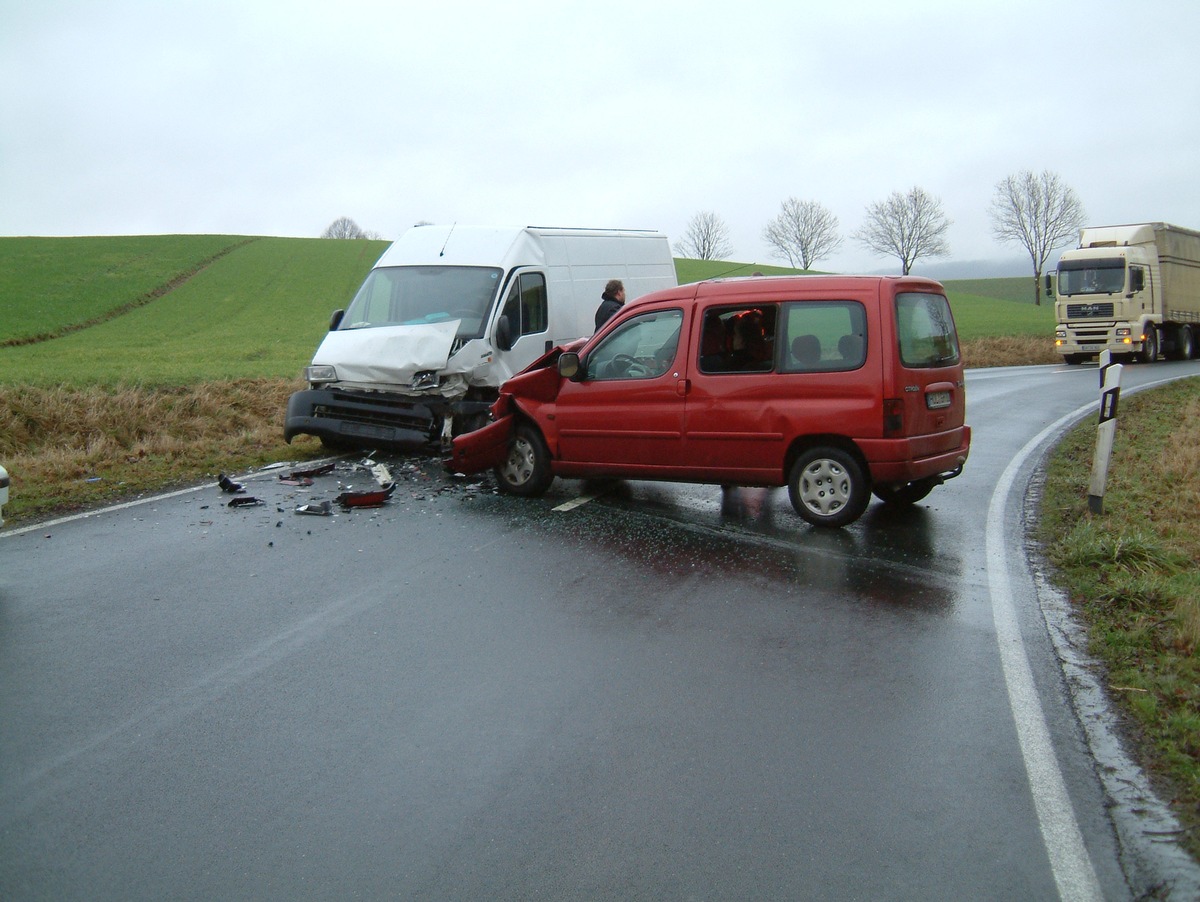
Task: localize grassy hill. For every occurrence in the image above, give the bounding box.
[0,236,1054,388]
[1,236,390,385]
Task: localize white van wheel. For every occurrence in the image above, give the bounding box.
[788,447,869,528]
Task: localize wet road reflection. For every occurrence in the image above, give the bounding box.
[463,475,961,620]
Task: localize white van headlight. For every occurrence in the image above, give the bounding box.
[305,365,338,383]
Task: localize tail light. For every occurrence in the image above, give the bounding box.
[883,398,904,437]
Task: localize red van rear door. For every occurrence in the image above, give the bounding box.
[888,289,967,452]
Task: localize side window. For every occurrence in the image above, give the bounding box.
[895,292,959,367]
[500,272,548,339]
[586,310,683,381]
[698,305,778,374]
[779,301,867,373]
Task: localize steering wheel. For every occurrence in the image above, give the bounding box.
[606,353,651,378]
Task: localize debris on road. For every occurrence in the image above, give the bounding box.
[289,462,336,479]
[361,459,394,488]
[336,483,396,508]
[218,473,246,493]
[228,496,264,508]
[295,500,333,516]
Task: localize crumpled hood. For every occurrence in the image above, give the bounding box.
[311,321,460,385]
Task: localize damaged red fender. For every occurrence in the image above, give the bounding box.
[448,414,515,475]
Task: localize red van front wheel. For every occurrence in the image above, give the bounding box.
[495,422,553,497]
[788,447,870,528]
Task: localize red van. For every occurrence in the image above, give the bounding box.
[449,275,970,527]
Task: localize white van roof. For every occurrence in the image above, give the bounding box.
[375,225,671,269]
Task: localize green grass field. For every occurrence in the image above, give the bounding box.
[0,236,390,385]
[0,236,1054,387]
[0,235,245,344]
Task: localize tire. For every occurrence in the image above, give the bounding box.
[1138,323,1158,363]
[872,478,937,506]
[1169,324,1194,361]
[787,447,869,528]
[494,422,553,497]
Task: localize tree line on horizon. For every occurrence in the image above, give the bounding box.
[319,169,1084,306]
[675,170,1084,305]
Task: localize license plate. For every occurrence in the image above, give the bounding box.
[926,390,951,410]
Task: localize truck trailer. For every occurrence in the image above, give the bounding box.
[284,224,678,448]
[1052,222,1200,364]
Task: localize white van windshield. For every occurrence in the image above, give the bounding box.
[339,265,503,338]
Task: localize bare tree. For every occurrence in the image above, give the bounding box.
[853,187,951,275]
[989,170,1085,305]
[762,198,843,270]
[321,216,368,239]
[676,211,734,261]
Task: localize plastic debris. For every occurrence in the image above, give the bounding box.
[228,496,264,508]
[295,500,333,516]
[278,477,314,487]
[289,462,336,479]
[335,483,396,508]
[218,473,246,494]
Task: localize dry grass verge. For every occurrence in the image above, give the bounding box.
[961,336,1061,367]
[1,339,1052,524]
[1,379,326,522]
[1039,378,1200,861]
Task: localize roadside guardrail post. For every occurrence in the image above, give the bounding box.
[1088,350,1122,514]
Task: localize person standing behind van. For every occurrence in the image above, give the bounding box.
[594,279,626,331]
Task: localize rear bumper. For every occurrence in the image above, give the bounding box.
[861,425,971,485]
[285,388,441,447]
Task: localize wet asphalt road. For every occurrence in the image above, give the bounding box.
[2,361,1200,900]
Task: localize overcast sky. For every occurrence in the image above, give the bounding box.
[3,0,1198,275]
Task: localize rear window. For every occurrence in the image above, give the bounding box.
[779,301,867,373]
[895,292,959,368]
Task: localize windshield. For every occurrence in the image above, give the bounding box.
[339,265,503,338]
[1057,257,1126,296]
[895,292,960,368]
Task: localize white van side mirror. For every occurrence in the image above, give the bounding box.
[495,315,514,352]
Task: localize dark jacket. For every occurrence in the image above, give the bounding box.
[594,293,622,331]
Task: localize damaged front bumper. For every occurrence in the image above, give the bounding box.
[447,414,515,474]
[285,388,492,449]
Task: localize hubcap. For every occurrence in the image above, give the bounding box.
[501,437,535,486]
[799,459,849,515]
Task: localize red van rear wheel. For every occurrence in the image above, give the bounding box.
[495,422,553,497]
[788,447,869,528]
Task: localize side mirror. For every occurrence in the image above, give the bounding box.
[329,309,345,331]
[495,315,513,352]
[558,351,582,380]
[1044,274,1052,294]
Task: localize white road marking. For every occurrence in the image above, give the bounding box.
[552,490,606,512]
[986,400,1103,902]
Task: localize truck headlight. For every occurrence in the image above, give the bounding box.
[1055,329,1067,339]
[305,365,338,383]
[1115,327,1131,337]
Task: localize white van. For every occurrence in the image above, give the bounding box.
[285,225,677,448]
